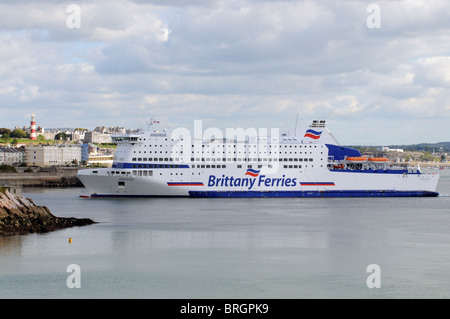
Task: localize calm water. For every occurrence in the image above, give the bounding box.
[1,169,449,299]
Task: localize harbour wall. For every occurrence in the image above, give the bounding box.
[0,167,82,187]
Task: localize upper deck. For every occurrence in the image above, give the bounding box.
[108,119,416,175]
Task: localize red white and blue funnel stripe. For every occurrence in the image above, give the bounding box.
[304,129,322,139]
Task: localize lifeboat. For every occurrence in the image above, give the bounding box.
[345,156,367,163]
[368,157,389,164]
[333,164,345,169]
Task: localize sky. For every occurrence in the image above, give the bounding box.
[1,0,450,145]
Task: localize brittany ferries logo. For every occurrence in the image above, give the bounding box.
[304,129,322,140]
[208,170,298,190]
[244,169,260,177]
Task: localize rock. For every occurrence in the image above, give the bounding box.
[0,190,95,236]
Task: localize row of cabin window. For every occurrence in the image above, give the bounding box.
[129,166,310,179]
[133,150,321,154]
[136,143,321,148]
[130,164,308,171]
[132,164,184,169]
[132,170,153,177]
[132,157,316,162]
[190,164,312,169]
[128,164,321,178]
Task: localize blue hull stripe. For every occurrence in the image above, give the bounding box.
[90,190,439,198]
[188,190,439,198]
[112,163,189,169]
[90,194,188,198]
[91,191,439,198]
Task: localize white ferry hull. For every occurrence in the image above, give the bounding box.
[78,171,188,197]
[77,167,439,198]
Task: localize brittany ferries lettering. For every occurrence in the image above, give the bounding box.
[208,173,297,190]
[77,119,440,198]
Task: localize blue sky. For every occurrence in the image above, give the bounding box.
[1,0,450,145]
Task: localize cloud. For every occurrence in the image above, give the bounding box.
[0,0,450,144]
[414,56,450,87]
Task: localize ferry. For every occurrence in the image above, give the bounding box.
[77,120,440,197]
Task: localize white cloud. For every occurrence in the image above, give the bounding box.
[0,0,450,144]
[414,56,450,87]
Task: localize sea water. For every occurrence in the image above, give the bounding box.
[0,169,449,299]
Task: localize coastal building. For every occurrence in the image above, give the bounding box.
[40,130,56,140]
[84,131,112,144]
[72,129,86,142]
[87,153,114,167]
[94,126,125,135]
[382,147,404,153]
[81,143,89,163]
[81,143,115,167]
[24,144,81,167]
[0,147,24,166]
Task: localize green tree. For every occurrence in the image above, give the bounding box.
[55,132,67,140]
[2,133,10,141]
[10,129,27,138]
[0,128,11,135]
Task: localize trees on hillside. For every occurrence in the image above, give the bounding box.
[10,129,27,138]
[1,128,27,140]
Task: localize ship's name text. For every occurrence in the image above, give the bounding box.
[208,175,297,190]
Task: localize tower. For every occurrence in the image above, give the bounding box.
[30,114,37,140]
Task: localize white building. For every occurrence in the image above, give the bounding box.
[94,126,125,134]
[71,130,86,142]
[84,131,112,144]
[382,147,404,153]
[25,144,81,167]
[0,147,24,165]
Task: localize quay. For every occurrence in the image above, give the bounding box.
[0,167,81,187]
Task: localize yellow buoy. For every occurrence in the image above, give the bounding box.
[69,238,72,244]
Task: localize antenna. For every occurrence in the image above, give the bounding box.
[294,114,299,137]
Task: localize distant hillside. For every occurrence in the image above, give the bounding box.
[346,142,450,152]
[386,142,450,153]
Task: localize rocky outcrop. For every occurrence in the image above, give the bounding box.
[0,190,95,236]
